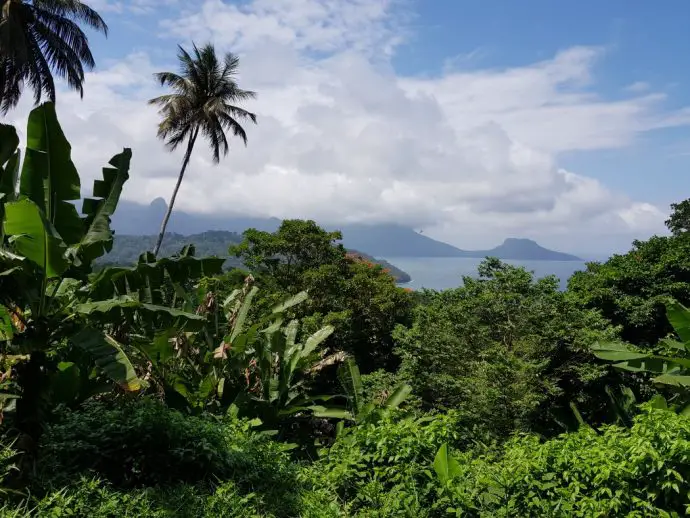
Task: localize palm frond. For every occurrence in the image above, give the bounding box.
[31,9,96,68]
[31,0,108,35]
[0,0,106,112]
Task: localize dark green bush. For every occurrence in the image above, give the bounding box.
[24,398,328,517]
[37,398,232,487]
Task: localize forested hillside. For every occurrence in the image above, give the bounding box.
[106,231,412,283]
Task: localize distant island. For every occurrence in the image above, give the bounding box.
[471,238,582,262]
[104,232,413,284]
[110,200,582,263]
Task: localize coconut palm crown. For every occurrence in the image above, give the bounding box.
[0,0,108,113]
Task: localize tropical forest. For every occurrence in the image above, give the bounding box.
[1,1,690,517]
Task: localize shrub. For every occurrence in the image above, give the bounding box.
[440,407,690,516]
[310,411,482,514]
[25,398,329,517]
[36,398,232,488]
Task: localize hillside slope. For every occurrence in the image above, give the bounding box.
[103,231,412,283]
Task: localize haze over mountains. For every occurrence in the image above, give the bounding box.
[112,199,582,261]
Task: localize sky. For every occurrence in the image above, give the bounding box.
[6,0,690,256]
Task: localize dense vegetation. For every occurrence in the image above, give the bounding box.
[2,9,690,515]
[103,231,412,283]
[2,103,690,517]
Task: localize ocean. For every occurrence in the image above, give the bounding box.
[386,257,590,291]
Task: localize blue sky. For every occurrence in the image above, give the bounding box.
[10,0,690,254]
[399,0,690,206]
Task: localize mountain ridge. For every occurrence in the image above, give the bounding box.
[103,232,412,283]
[111,200,581,261]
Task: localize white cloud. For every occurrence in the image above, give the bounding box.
[86,0,177,14]
[6,0,686,253]
[624,81,651,93]
[161,0,406,56]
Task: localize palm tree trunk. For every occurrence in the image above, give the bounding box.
[152,128,199,257]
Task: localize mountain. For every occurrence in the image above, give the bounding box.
[110,200,581,262]
[475,238,582,261]
[111,200,465,257]
[103,231,412,283]
[112,199,281,235]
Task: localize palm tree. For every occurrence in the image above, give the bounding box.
[149,43,257,257]
[0,0,108,114]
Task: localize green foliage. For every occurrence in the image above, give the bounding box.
[593,300,690,407]
[568,233,690,347]
[0,436,20,499]
[16,398,337,518]
[135,273,350,440]
[312,410,472,515]
[37,398,231,487]
[231,219,414,372]
[336,357,412,427]
[230,220,347,292]
[436,407,690,516]
[666,197,690,236]
[394,258,619,438]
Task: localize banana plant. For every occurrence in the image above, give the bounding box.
[592,299,690,409]
[333,357,412,434]
[143,272,352,429]
[0,103,206,438]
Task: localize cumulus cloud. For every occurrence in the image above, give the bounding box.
[6,0,686,253]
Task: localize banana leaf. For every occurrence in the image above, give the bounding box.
[19,103,83,244]
[70,327,143,392]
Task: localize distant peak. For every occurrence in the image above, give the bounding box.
[503,237,537,245]
[150,197,168,210]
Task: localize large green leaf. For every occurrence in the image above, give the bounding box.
[76,148,132,263]
[434,444,462,485]
[652,373,690,388]
[309,406,352,419]
[338,358,363,416]
[19,102,83,244]
[229,286,259,343]
[3,199,69,278]
[76,296,206,330]
[666,301,690,344]
[591,342,649,362]
[70,327,143,392]
[271,291,308,314]
[301,325,334,359]
[614,356,690,373]
[383,384,412,410]
[88,247,225,304]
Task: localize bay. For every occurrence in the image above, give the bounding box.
[386,257,589,291]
